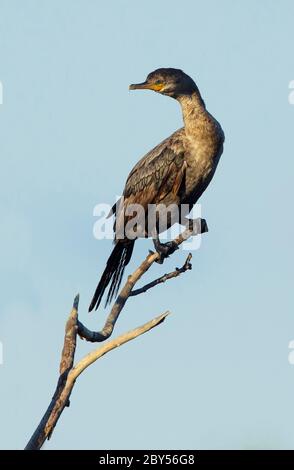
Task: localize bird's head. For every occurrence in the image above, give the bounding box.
[129,68,197,98]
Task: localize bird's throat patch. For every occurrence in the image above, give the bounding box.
[149,83,164,91]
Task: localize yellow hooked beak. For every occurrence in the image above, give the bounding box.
[129,81,164,92]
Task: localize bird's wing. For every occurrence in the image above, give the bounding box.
[123,128,186,208]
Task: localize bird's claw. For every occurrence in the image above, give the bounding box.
[153,240,179,264]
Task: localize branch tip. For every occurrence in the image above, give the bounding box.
[156,311,170,324]
[73,294,80,310]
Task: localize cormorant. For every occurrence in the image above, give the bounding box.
[89,68,224,312]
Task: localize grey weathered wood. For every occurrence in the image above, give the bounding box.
[25,295,79,450]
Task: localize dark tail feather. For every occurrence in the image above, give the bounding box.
[88,240,135,312]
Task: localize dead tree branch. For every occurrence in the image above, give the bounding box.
[25,296,80,450]
[78,217,207,342]
[25,217,207,449]
[25,294,169,450]
[130,253,192,296]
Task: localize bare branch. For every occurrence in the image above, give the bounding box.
[130,253,192,296]
[25,217,207,449]
[60,294,79,374]
[25,295,80,450]
[78,218,207,342]
[25,301,170,450]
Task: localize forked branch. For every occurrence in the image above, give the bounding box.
[25,296,169,450]
[130,253,192,296]
[78,218,207,342]
[25,218,207,449]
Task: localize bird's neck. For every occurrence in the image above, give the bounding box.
[177,91,207,135]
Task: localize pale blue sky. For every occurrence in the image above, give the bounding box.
[1,0,294,450]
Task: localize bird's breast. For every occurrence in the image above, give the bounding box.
[183,121,224,204]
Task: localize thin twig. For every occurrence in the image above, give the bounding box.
[130,253,192,296]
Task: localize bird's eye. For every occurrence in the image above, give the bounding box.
[155,80,163,85]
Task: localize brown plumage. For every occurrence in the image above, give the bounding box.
[89,68,224,312]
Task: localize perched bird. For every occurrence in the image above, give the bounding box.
[89,68,224,312]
